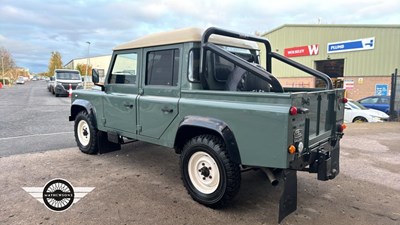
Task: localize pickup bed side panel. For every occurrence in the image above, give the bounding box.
[171,91,291,168]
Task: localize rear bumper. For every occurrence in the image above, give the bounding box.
[289,137,341,181]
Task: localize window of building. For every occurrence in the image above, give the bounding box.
[146,49,180,86]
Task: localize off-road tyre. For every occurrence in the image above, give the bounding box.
[180,134,241,208]
[74,111,99,154]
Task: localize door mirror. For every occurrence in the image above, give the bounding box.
[50,76,54,81]
[92,69,99,83]
[92,68,105,91]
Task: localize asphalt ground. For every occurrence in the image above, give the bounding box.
[0,81,399,224]
[0,81,75,156]
[0,125,399,224]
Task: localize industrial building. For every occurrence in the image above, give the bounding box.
[262,24,400,99]
[64,55,111,78]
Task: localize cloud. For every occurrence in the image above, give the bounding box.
[0,0,399,73]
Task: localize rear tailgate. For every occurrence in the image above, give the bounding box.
[301,89,345,148]
[289,88,345,179]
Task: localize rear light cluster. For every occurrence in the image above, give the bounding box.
[288,142,304,155]
[341,97,348,103]
[289,106,298,115]
[338,124,347,132]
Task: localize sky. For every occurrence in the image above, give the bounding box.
[0,0,399,73]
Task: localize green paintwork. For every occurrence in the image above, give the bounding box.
[71,38,345,169]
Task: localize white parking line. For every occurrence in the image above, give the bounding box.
[0,131,74,141]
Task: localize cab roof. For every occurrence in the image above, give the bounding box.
[114,27,259,50]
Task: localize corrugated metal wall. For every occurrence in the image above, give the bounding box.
[261,25,400,78]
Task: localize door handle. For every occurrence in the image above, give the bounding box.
[123,103,134,109]
[161,107,173,113]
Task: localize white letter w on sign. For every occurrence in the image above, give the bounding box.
[308,44,319,55]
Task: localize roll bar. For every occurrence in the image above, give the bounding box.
[199,27,333,90]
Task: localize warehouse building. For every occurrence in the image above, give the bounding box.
[64,54,111,78]
[262,24,400,99]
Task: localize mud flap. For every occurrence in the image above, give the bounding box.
[278,170,297,223]
[97,131,121,154]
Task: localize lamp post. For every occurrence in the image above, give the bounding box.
[1,55,4,86]
[84,41,91,89]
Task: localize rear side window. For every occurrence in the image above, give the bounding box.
[146,49,180,86]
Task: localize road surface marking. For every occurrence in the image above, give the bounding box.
[0,132,74,141]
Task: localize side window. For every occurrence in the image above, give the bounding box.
[146,49,180,86]
[109,53,137,85]
[360,97,379,104]
[380,97,390,104]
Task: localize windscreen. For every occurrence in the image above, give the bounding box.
[56,72,81,80]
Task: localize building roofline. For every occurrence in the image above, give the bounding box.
[64,54,112,67]
[66,54,112,62]
[263,24,400,36]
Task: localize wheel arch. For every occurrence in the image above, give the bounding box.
[352,116,368,123]
[69,99,97,127]
[174,116,241,164]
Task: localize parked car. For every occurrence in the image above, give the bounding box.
[345,99,389,123]
[357,95,390,113]
[69,27,347,222]
[50,69,83,97]
[47,77,54,92]
[16,76,25,84]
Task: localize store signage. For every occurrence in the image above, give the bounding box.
[375,84,388,96]
[344,79,354,90]
[284,44,319,57]
[327,37,375,54]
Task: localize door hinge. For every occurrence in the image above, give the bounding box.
[136,125,142,133]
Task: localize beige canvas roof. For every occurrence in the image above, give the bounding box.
[114,27,259,50]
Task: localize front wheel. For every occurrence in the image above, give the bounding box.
[74,111,99,154]
[180,135,241,208]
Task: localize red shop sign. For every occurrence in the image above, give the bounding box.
[284,44,319,57]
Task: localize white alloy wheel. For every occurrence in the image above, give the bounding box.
[188,151,220,194]
[77,120,90,146]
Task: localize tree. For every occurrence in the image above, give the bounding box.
[47,51,63,76]
[1,47,16,84]
[37,72,48,77]
[76,63,92,76]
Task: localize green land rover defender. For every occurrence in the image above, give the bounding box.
[69,27,346,222]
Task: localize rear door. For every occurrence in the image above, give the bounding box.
[103,50,140,134]
[137,45,181,139]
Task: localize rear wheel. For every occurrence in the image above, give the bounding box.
[180,135,241,208]
[353,116,368,123]
[74,111,99,154]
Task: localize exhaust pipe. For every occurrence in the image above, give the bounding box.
[261,168,279,186]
